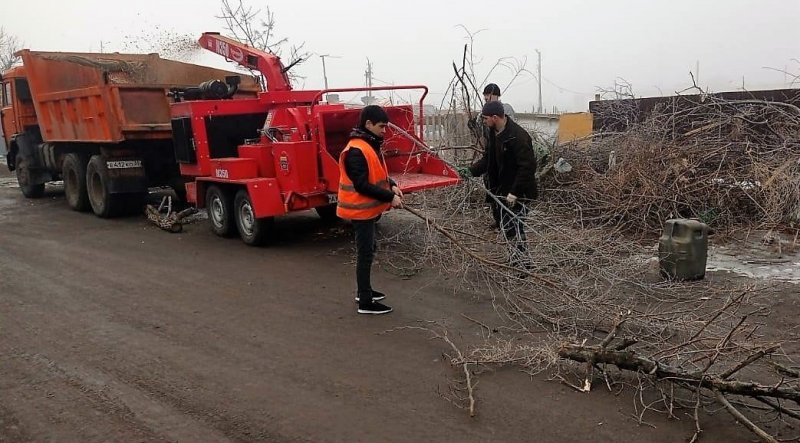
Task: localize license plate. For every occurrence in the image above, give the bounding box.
[327,194,338,204]
[106,160,142,169]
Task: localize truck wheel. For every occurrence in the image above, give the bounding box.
[315,203,339,223]
[86,155,124,218]
[234,189,273,246]
[206,185,236,237]
[63,153,90,211]
[15,155,45,198]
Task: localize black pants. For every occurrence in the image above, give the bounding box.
[352,217,379,304]
[491,200,528,253]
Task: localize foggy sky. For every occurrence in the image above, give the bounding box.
[4,0,799,112]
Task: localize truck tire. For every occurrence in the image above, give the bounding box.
[315,203,339,223]
[206,185,236,237]
[62,153,90,212]
[86,155,124,218]
[15,155,45,198]
[234,189,273,246]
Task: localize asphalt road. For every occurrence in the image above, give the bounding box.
[0,165,749,442]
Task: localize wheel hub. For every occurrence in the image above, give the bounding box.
[239,201,255,235]
[210,196,225,227]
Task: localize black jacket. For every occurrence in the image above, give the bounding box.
[343,128,396,203]
[469,117,537,199]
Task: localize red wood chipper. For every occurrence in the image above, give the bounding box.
[171,33,460,245]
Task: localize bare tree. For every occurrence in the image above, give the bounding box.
[596,77,636,100]
[0,27,22,71]
[217,0,309,83]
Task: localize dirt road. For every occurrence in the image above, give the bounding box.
[0,166,754,442]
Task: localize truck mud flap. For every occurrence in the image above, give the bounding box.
[103,158,149,193]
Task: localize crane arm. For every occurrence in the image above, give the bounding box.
[199,32,293,92]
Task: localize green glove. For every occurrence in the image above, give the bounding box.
[457,167,472,178]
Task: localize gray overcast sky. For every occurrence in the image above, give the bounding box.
[5,0,800,112]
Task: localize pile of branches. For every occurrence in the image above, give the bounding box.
[386,184,799,441]
[381,39,800,439]
[544,93,800,236]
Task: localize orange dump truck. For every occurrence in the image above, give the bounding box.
[0,50,258,216]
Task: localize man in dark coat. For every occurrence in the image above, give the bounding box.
[468,100,537,254]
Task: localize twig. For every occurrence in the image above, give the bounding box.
[720,344,781,380]
[461,313,493,338]
[754,396,800,421]
[389,326,477,417]
[714,389,778,443]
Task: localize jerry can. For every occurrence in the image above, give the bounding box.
[658,219,709,280]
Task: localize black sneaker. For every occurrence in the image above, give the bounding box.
[354,291,386,303]
[357,301,393,315]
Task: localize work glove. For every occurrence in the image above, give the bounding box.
[506,193,518,206]
[457,167,472,179]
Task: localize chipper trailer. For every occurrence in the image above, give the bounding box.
[170,32,460,245]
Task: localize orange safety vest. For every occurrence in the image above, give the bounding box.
[336,138,392,220]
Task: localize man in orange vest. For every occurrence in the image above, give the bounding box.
[337,105,403,315]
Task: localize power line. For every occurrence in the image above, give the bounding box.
[542,77,592,95]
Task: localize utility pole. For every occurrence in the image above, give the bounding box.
[365,58,373,98]
[360,59,375,105]
[536,49,543,114]
[320,54,330,89]
[318,54,340,90]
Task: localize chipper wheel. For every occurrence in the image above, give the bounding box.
[234,189,274,246]
[206,185,236,237]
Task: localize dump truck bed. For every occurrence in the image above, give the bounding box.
[18,50,260,143]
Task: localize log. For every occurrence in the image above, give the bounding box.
[558,344,800,404]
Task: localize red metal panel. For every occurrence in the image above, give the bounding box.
[238,145,275,178]
[319,151,339,193]
[209,158,258,180]
[194,177,282,218]
[272,141,321,194]
[185,182,197,205]
[391,172,460,193]
[246,179,285,218]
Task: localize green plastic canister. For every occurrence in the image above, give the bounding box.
[658,219,709,281]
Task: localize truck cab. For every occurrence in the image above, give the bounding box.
[1,66,37,170]
[1,65,49,197]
